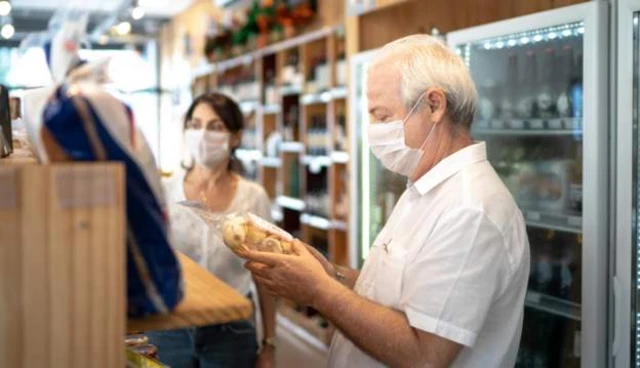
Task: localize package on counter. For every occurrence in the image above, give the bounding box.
[22,12,183,317]
[178,201,295,256]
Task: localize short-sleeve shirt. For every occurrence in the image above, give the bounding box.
[328,142,530,368]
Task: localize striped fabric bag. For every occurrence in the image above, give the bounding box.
[24,15,184,316]
[40,83,184,317]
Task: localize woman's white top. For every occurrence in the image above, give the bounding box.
[164,168,272,326]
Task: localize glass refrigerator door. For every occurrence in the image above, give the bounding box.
[627,6,640,368]
[349,50,408,267]
[449,3,608,368]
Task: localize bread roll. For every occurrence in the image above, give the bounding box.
[257,236,284,254]
[222,217,248,250]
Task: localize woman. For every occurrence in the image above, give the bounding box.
[149,93,276,368]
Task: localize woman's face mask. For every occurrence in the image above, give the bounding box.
[184,129,230,169]
[367,95,437,177]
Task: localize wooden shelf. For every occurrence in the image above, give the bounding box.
[261,157,282,168]
[281,141,306,153]
[277,195,306,211]
[300,213,332,230]
[301,155,332,168]
[263,104,282,114]
[330,151,349,164]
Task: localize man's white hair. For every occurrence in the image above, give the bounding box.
[370,34,478,127]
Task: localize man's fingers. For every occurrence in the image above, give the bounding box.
[242,248,287,266]
[245,261,272,276]
[252,274,278,293]
[292,239,310,256]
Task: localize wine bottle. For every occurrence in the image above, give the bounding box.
[556,46,574,118]
[499,53,518,121]
[516,50,538,119]
[536,48,557,119]
[571,53,584,119]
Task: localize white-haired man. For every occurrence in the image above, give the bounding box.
[244,34,530,368]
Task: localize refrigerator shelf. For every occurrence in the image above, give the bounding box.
[523,210,582,234]
[474,118,583,136]
[524,291,581,321]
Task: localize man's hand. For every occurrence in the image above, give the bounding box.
[244,240,335,306]
[302,242,333,276]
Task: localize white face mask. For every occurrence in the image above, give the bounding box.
[367,96,437,177]
[185,130,231,168]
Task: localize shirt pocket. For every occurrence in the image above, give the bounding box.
[373,244,407,309]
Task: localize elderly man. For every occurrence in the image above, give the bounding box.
[245,34,530,368]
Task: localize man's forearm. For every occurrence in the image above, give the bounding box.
[312,279,425,368]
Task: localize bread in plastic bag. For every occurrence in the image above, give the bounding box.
[177,201,294,256]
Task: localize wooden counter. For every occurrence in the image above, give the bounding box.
[128,252,254,333]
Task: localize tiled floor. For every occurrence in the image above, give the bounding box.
[276,316,328,368]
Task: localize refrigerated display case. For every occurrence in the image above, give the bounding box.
[448,3,609,368]
[615,1,640,367]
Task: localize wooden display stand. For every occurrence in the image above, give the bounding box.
[0,161,127,368]
[0,159,253,367]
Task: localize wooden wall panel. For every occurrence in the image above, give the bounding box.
[358,0,588,51]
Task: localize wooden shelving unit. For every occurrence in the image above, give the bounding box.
[191,25,349,345]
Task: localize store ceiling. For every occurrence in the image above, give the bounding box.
[4,0,195,46]
[11,0,195,17]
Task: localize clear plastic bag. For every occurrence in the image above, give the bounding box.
[178,201,295,256]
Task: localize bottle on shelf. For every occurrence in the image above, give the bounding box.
[516,50,538,121]
[556,46,575,119]
[571,53,584,120]
[478,79,498,123]
[499,52,518,122]
[536,48,557,120]
[335,113,347,151]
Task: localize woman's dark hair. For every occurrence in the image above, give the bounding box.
[182,92,244,174]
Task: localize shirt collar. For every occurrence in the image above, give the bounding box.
[413,142,488,196]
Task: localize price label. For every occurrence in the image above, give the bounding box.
[55,167,116,209]
[526,211,541,222]
[0,168,18,209]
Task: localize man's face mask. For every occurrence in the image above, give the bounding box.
[367,94,438,177]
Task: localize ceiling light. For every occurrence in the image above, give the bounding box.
[0,1,11,17]
[131,6,145,20]
[115,21,131,36]
[1,23,14,39]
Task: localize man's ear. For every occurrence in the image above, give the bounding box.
[426,87,447,124]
